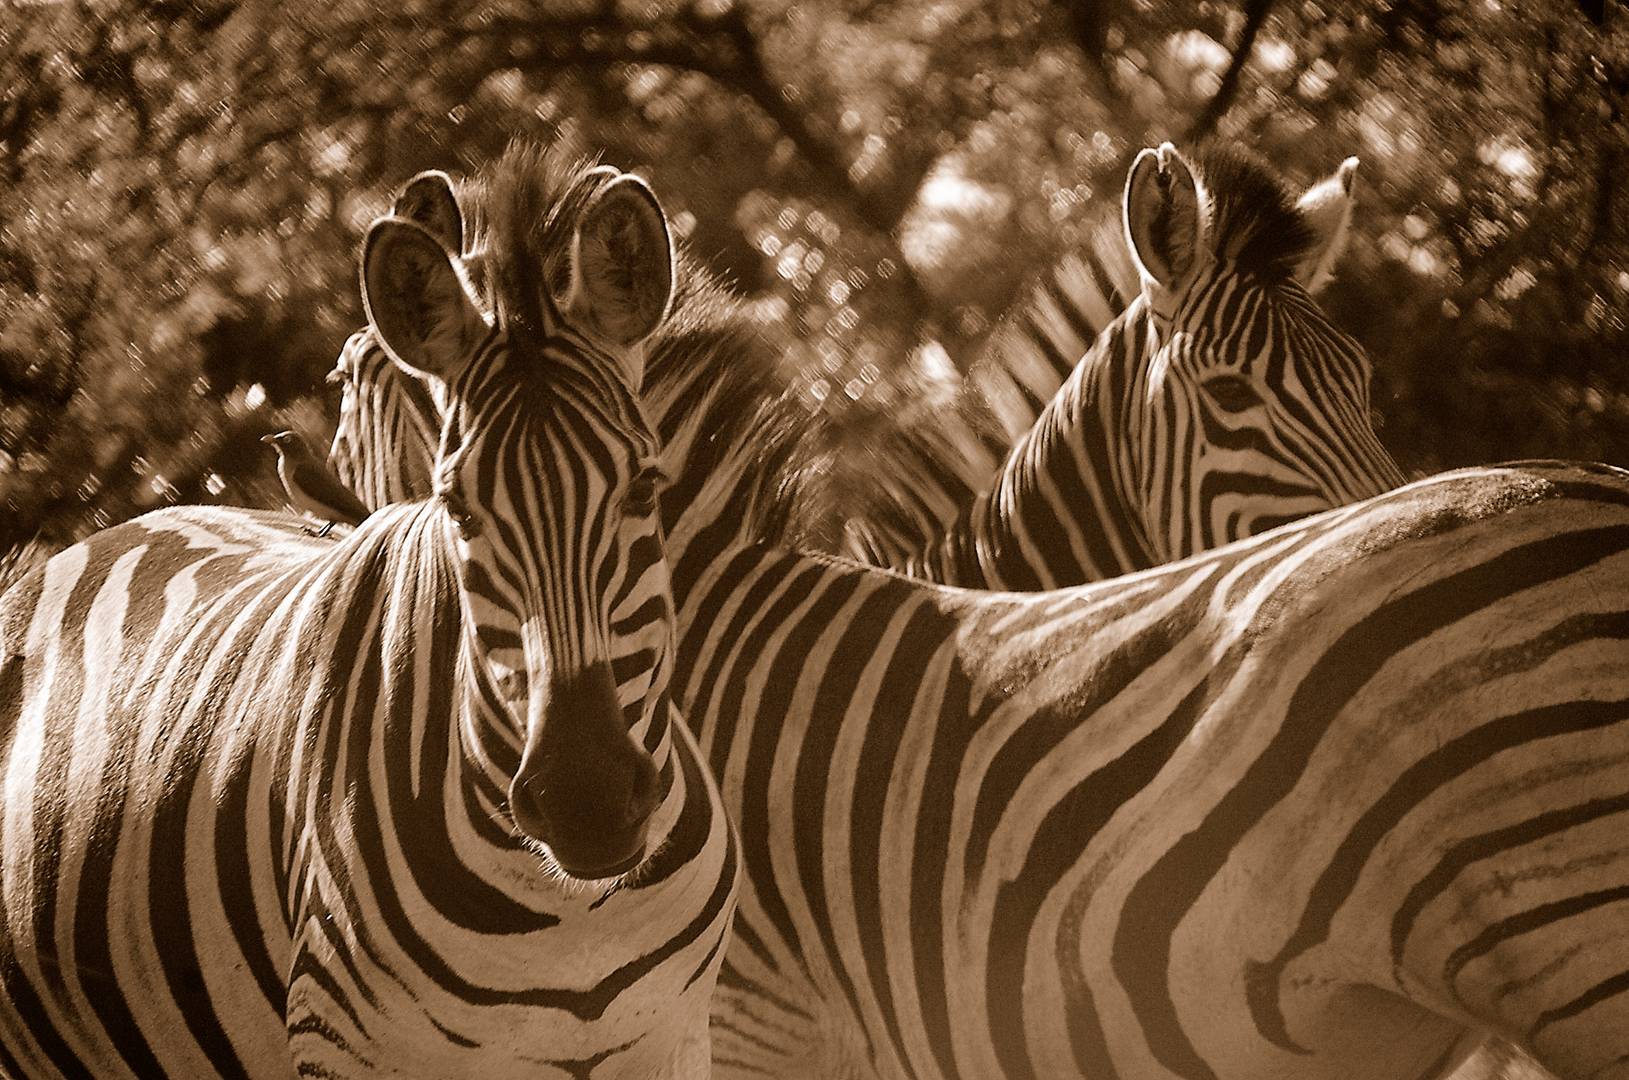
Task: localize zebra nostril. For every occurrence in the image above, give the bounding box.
[624,750,660,830]
[510,773,547,833]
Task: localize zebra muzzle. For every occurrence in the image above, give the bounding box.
[509,663,661,879]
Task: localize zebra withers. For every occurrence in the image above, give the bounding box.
[0,147,737,1078]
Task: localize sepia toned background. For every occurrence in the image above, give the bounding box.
[1,0,1625,551]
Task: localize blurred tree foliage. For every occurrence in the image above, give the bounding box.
[1,0,1625,551]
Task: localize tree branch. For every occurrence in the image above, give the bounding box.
[480,6,937,312]
[472,8,909,232]
[1183,0,1278,143]
[1056,0,1128,114]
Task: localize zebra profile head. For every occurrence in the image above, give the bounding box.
[1119,142,1406,560]
[359,156,678,883]
[326,327,440,509]
[326,170,484,510]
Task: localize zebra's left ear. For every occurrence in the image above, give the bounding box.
[568,173,675,384]
[1292,157,1359,293]
[1124,142,1209,289]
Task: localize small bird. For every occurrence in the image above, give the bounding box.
[261,430,372,538]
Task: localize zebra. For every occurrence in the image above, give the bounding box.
[843,143,1405,586]
[328,153,1629,1080]
[839,146,1548,1080]
[0,145,737,1078]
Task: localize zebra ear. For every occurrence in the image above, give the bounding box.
[393,170,464,254]
[568,173,674,379]
[361,217,485,379]
[1292,157,1359,293]
[1123,142,1207,289]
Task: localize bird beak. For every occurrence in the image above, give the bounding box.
[260,434,278,445]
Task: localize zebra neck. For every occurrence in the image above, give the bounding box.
[306,504,523,872]
[920,311,1160,588]
[662,414,811,574]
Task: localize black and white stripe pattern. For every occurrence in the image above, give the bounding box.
[846,145,1405,588]
[0,146,736,1077]
[668,458,1629,1080]
[331,153,1625,1080]
[326,326,440,511]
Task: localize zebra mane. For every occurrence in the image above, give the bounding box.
[0,534,54,606]
[822,201,1142,556]
[461,140,614,345]
[639,262,828,549]
[1187,143,1318,281]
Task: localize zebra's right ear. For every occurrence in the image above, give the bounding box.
[1124,142,1208,289]
[1292,157,1359,294]
[393,170,464,254]
[362,217,485,379]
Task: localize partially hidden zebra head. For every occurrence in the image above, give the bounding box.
[326,169,492,511]
[359,156,678,883]
[327,327,441,509]
[1119,142,1406,561]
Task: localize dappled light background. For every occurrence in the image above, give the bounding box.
[2,0,1625,549]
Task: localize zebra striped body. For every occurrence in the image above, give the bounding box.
[326,154,1623,1078]
[669,459,1629,1080]
[631,266,1629,1077]
[0,147,737,1077]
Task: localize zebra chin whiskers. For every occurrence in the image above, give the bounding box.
[517,830,640,894]
[594,825,679,901]
[482,783,670,896]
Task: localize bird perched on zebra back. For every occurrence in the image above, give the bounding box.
[261,429,371,536]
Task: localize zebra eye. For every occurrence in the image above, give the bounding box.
[441,488,482,538]
[623,470,663,518]
[1203,373,1261,413]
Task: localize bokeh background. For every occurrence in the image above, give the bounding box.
[2,0,1626,551]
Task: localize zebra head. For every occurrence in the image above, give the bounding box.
[1119,142,1406,561]
[327,171,484,511]
[359,161,678,883]
[326,327,440,509]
